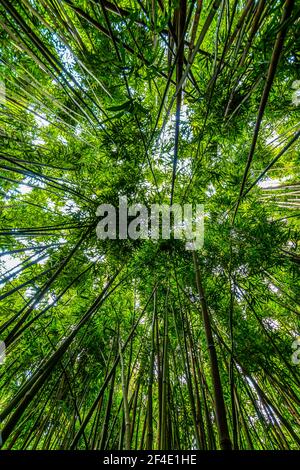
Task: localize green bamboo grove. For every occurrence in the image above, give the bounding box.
[0,0,300,451]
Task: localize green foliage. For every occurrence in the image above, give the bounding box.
[0,0,299,451]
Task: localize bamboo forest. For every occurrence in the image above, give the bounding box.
[0,0,300,453]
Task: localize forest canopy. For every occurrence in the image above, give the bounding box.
[0,0,299,451]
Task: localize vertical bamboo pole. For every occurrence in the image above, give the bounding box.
[193,252,232,450]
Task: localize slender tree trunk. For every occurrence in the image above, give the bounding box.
[192,252,232,450]
[146,291,156,449]
[119,339,131,450]
[160,302,169,449]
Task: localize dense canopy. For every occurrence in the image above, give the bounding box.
[0,0,299,451]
